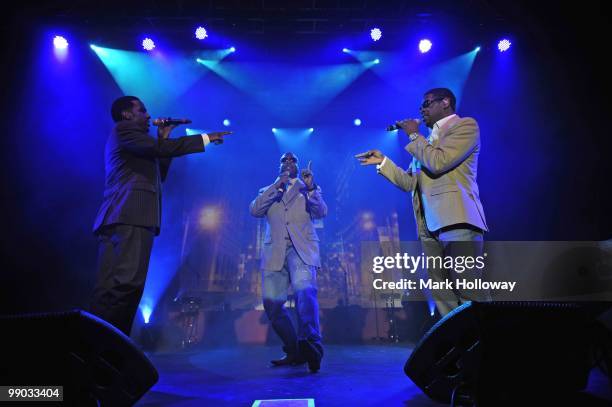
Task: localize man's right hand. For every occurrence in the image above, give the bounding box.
[208,131,232,145]
[355,149,385,166]
[158,124,178,140]
[275,171,290,190]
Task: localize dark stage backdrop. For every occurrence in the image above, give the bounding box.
[1,3,610,325]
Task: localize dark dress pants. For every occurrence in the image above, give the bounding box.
[90,224,154,335]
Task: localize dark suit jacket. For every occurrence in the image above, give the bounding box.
[93,121,204,235]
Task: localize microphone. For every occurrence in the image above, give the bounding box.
[386,118,420,131]
[276,171,290,193]
[152,118,192,126]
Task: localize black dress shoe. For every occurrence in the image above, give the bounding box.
[270,353,306,367]
[299,340,323,373]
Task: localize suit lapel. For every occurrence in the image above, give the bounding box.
[282,179,303,206]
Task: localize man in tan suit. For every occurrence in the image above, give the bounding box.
[357,88,489,316]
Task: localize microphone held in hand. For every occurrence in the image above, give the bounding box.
[386,118,420,131]
[153,118,192,126]
[277,171,290,193]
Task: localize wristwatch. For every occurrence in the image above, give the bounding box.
[409,133,419,142]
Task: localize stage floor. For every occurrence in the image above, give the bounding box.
[137,344,611,407]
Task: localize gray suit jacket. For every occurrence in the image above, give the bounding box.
[250,179,327,271]
[378,115,488,235]
[93,121,204,235]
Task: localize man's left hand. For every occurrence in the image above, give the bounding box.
[396,119,421,137]
[301,161,315,190]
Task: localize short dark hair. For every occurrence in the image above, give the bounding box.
[110,96,140,122]
[424,88,456,111]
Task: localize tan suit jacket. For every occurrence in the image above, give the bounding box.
[378,115,488,235]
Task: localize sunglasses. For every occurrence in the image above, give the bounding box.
[421,97,445,109]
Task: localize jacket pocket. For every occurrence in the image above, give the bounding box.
[430,184,459,196]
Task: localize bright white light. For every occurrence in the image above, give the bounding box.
[195,26,208,40]
[342,48,350,53]
[419,39,432,53]
[370,28,382,42]
[308,128,314,133]
[53,36,68,50]
[373,58,380,64]
[272,128,277,133]
[223,119,230,127]
[498,39,511,52]
[229,46,236,53]
[354,118,362,126]
[142,38,155,51]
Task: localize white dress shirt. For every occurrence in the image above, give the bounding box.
[201,134,210,147]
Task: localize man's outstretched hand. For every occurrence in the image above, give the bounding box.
[208,131,232,145]
[355,150,385,166]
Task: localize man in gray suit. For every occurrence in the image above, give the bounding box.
[250,152,327,372]
[357,88,489,316]
[91,96,230,335]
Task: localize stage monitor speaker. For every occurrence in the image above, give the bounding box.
[0,309,158,406]
[404,301,610,406]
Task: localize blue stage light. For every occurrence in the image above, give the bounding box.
[223,119,230,127]
[53,35,68,50]
[141,305,152,324]
[195,26,208,40]
[498,39,511,52]
[308,128,314,133]
[354,118,362,126]
[342,48,350,53]
[272,128,277,133]
[419,39,432,53]
[370,28,382,42]
[142,38,155,51]
[373,58,380,64]
[475,46,481,52]
[229,46,236,53]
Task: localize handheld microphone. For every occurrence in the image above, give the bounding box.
[386,118,420,131]
[153,118,192,126]
[277,171,290,193]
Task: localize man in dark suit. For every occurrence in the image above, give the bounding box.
[90,96,230,335]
